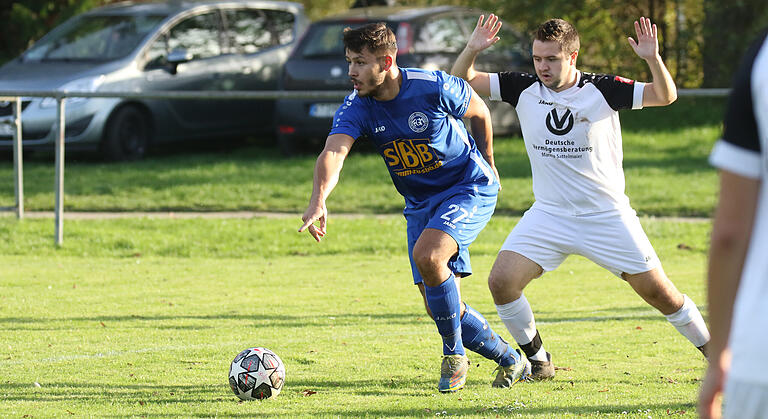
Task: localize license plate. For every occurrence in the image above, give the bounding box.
[309,103,340,118]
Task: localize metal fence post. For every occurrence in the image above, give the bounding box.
[54,97,65,246]
[13,97,23,219]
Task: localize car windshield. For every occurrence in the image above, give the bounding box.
[24,14,165,62]
[297,22,351,58]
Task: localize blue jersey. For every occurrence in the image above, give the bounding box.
[329,68,497,206]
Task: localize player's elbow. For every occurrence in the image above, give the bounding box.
[665,89,678,105]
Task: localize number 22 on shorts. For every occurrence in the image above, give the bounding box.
[440,204,477,229]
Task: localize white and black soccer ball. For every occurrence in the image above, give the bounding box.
[228,347,286,400]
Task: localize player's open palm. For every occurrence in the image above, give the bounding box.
[628,16,659,61]
[299,204,327,242]
[467,14,502,53]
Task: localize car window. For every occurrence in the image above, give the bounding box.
[298,23,347,58]
[223,8,296,54]
[266,10,297,45]
[413,15,466,53]
[144,32,169,69]
[167,11,222,60]
[24,14,165,62]
[461,15,530,63]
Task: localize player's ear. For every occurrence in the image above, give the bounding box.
[382,55,393,71]
[569,50,579,65]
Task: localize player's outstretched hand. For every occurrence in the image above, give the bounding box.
[628,16,659,61]
[466,14,502,53]
[299,204,327,242]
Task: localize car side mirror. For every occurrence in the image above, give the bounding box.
[166,49,192,74]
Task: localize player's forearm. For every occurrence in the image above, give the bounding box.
[706,235,743,362]
[706,171,759,363]
[470,114,495,166]
[645,55,677,104]
[309,150,344,207]
[452,47,480,82]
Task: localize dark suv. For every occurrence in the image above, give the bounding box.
[275,6,532,154]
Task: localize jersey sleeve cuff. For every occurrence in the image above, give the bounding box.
[709,139,763,179]
[489,73,501,101]
[632,82,645,109]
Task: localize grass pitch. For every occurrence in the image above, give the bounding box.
[1,215,709,418]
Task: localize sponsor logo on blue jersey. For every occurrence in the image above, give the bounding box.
[381,138,441,176]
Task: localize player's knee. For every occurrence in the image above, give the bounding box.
[488,269,522,299]
[413,248,443,275]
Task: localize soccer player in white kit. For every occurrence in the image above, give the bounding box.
[452,15,710,380]
[699,29,768,419]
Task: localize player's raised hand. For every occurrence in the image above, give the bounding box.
[466,14,502,53]
[628,16,659,61]
[299,203,327,242]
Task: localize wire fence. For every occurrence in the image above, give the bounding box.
[0,88,731,245]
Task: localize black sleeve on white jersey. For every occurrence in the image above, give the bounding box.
[721,30,768,153]
[498,72,538,107]
[579,72,636,111]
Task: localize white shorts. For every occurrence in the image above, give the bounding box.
[500,207,660,277]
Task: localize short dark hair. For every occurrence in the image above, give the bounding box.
[343,22,397,55]
[535,18,580,54]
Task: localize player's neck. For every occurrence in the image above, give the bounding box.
[552,68,579,93]
[373,67,402,102]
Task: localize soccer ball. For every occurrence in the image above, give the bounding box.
[228,347,286,400]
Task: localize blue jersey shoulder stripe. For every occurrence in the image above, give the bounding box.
[404,69,437,82]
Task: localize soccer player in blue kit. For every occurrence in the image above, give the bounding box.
[299,23,529,392]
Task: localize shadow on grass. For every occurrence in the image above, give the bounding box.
[3,380,696,418]
[0,305,676,331]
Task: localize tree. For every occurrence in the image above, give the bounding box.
[0,0,110,64]
[702,0,768,87]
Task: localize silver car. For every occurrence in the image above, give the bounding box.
[0,0,307,160]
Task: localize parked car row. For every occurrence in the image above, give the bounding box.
[0,1,531,160]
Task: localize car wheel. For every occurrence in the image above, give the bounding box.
[102,106,150,161]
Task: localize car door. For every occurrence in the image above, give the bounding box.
[220,7,298,135]
[140,10,242,141]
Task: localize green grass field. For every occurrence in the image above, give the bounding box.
[1,216,710,418]
[0,96,720,417]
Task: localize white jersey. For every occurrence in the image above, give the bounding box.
[709,30,768,386]
[489,71,645,215]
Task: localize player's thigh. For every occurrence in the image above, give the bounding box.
[499,208,571,273]
[578,210,660,278]
[724,379,768,419]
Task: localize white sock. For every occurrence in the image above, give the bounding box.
[664,294,711,348]
[496,294,548,361]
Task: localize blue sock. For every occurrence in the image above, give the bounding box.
[461,304,521,367]
[424,274,464,356]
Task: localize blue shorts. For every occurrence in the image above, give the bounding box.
[404,182,499,284]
